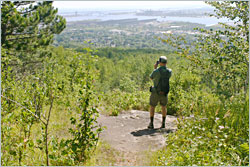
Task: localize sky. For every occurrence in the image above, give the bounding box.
[53,1,212,10]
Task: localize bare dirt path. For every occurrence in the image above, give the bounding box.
[97,110,178,166]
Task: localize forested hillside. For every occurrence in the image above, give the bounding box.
[1,1,249,166]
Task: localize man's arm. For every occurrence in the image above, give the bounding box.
[150,63,158,80]
[154,62,158,70]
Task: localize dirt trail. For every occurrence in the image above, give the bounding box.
[97,110,178,166]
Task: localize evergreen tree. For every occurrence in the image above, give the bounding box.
[1,1,66,71]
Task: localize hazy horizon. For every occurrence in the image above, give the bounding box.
[53,1,213,11]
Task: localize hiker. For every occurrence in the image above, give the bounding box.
[148,56,172,129]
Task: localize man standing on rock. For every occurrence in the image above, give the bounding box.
[148,56,172,129]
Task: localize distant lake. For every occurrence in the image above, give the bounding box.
[61,11,230,26]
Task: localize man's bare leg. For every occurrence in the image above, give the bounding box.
[148,106,155,129]
[161,105,167,128]
[150,105,155,117]
[161,105,167,117]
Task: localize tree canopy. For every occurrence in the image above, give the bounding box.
[1,1,66,70]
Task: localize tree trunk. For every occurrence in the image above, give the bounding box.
[244,65,249,99]
[45,97,54,166]
[45,124,49,166]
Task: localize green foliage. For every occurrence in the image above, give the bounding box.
[64,49,103,164]
[93,48,172,91]
[101,89,150,116]
[160,1,249,98]
[2,1,249,166]
[84,140,120,166]
[153,1,249,166]
[1,1,66,73]
[1,46,103,165]
[151,94,249,166]
[92,48,187,116]
[1,47,62,165]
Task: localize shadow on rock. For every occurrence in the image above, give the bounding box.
[131,128,174,137]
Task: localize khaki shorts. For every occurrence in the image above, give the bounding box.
[149,92,168,107]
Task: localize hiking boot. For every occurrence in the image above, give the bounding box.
[160,123,165,129]
[148,122,154,129]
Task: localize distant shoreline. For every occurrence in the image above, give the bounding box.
[59,8,228,26]
[65,16,228,27]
